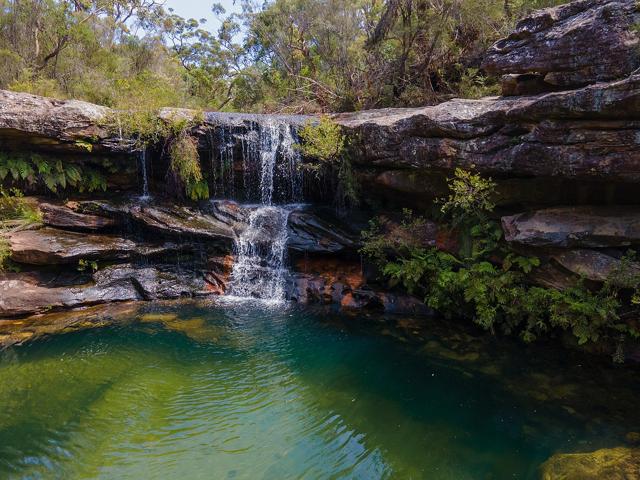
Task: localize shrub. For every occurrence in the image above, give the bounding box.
[297,115,357,208]
[361,169,640,345]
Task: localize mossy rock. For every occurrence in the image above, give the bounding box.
[540,447,640,479]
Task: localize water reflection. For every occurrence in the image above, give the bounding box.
[0,303,638,479]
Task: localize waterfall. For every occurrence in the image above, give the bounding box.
[208,114,304,204]
[226,206,290,301]
[213,116,303,302]
[139,149,151,201]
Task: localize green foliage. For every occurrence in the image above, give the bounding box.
[297,116,357,208]
[77,259,98,273]
[456,68,501,99]
[0,235,9,272]
[361,170,639,346]
[440,167,497,226]
[0,187,41,272]
[0,187,41,224]
[0,0,569,114]
[298,116,346,164]
[169,133,206,201]
[0,152,107,194]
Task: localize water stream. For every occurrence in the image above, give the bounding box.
[215,118,303,302]
[138,149,151,201]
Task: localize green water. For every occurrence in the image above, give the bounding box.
[0,302,637,479]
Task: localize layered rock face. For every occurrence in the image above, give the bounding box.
[0,198,386,318]
[482,0,640,91]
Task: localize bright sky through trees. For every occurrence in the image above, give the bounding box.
[163,0,241,32]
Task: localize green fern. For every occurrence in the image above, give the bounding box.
[0,152,109,194]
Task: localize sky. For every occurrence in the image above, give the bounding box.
[162,0,242,33]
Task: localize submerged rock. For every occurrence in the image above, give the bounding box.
[540,447,640,479]
[502,207,640,248]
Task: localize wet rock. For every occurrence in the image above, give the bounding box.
[7,227,187,265]
[40,202,117,231]
[502,207,640,248]
[289,256,429,313]
[0,264,211,318]
[204,255,234,295]
[287,210,358,253]
[93,265,210,300]
[482,0,640,90]
[552,249,640,282]
[0,271,139,318]
[127,204,236,245]
[540,447,640,480]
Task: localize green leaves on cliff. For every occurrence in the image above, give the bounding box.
[0,153,107,194]
[298,116,357,209]
[169,133,209,201]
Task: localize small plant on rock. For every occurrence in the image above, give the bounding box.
[297,115,357,209]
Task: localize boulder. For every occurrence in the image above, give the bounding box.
[7,227,188,265]
[552,249,640,282]
[125,204,236,244]
[0,264,210,318]
[287,210,358,253]
[502,207,640,248]
[0,271,139,318]
[40,202,117,231]
[540,447,640,480]
[482,0,640,90]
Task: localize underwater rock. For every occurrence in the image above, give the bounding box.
[540,447,640,479]
[0,302,143,348]
[482,0,640,90]
[502,207,640,248]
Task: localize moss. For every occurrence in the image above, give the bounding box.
[540,447,640,480]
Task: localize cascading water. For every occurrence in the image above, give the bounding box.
[138,149,151,201]
[226,206,290,301]
[216,117,304,302]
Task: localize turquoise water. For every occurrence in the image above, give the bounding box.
[0,302,636,479]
